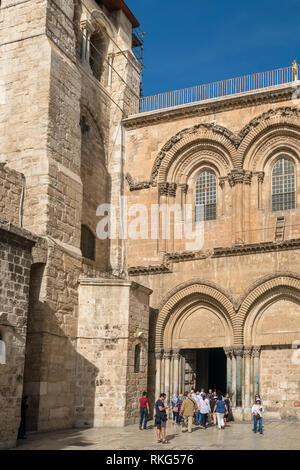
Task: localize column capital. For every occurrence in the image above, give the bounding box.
[155,348,163,360]
[228,170,245,187]
[223,346,234,358]
[172,349,181,360]
[163,349,172,359]
[252,346,261,358]
[158,182,169,197]
[243,346,253,358]
[243,171,253,185]
[179,183,188,194]
[80,19,94,34]
[219,177,227,189]
[256,171,265,184]
[232,346,244,357]
[168,183,177,197]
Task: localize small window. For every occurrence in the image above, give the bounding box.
[195,170,217,221]
[80,225,96,261]
[134,344,141,373]
[272,157,296,211]
[0,334,6,365]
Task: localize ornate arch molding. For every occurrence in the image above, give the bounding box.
[237,107,300,167]
[155,281,236,349]
[169,143,231,185]
[151,123,237,185]
[235,275,300,344]
[89,9,117,38]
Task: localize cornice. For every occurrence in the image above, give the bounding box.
[128,239,300,276]
[122,84,294,130]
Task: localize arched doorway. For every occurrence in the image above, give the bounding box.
[154,283,235,401]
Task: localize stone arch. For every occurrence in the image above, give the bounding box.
[150,123,237,185]
[236,274,300,344]
[155,281,236,349]
[168,142,231,185]
[237,107,300,168]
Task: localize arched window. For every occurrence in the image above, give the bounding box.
[80,225,96,260]
[272,157,296,211]
[195,170,217,221]
[89,31,108,82]
[134,344,141,373]
[0,333,6,365]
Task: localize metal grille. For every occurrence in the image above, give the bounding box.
[272,157,296,211]
[195,170,217,221]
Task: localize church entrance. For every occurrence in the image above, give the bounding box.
[182,348,227,394]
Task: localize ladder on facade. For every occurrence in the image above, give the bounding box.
[274,216,285,242]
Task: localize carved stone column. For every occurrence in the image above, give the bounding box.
[243,172,252,243]
[155,349,163,401]
[256,172,265,210]
[158,182,169,253]
[224,347,233,397]
[172,349,180,396]
[164,349,172,402]
[244,347,252,409]
[253,346,261,397]
[231,352,237,407]
[228,170,245,244]
[233,346,243,407]
[181,353,186,394]
[80,20,94,63]
[219,177,227,217]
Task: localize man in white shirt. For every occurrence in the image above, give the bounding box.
[251,399,264,435]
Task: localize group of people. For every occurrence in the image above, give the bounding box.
[139,389,264,444]
[171,389,233,431]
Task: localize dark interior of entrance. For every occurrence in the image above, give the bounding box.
[183,348,226,394]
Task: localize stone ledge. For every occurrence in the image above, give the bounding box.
[0,218,37,246]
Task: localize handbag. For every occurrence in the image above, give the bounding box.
[172,405,179,413]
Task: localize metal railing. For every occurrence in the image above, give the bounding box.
[129,64,300,115]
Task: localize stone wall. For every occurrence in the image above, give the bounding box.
[76,278,151,427]
[0,221,36,449]
[0,163,24,226]
[260,347,300,419]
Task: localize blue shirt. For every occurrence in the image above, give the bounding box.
[215,400,226,413]
[155,399,165,414]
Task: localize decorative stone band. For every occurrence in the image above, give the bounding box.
[128,239,300,276]
[125,173,151,191]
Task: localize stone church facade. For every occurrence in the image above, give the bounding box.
[0,0,300,450]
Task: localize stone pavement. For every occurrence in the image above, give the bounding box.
[13,420,300,450]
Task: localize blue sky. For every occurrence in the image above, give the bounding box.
[127,0,300,97]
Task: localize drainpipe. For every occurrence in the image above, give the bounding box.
[19,174,25,227]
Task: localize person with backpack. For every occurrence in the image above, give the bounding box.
[213,395,228,429]
[154,393,169,444]
[180,391,198,433]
